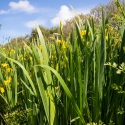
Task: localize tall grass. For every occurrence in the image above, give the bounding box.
[0,0,125,124]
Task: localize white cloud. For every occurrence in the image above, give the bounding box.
[0,10,9,14]
[51,5,74,26]
[0,0,38,14]
[51,5,91,26]
[25,19,46,29]
[9,0,37,13]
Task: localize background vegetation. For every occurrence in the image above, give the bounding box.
[0,0,125,125]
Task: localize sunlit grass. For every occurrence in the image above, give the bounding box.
[0,0,125,124]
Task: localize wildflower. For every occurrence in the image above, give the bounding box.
[1,63,8,67]
[55,86,59,90]
[106,36,108,41]
[19,54,26,60]
[30,57,32,61]
[38,45,42,51]
[62,43,66,49]
[6,68,12,73]
[4,80,9,87]
[0,87,5,93]
[8,77,12,83]
[10,49,15,55]
[19,54,23,59]
[56,40,61,44]
[81,30,86,36]
[4,77,12,87]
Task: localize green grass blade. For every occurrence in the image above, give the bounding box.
[35,64,86,124]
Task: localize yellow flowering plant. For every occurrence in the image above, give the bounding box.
[0,87,5,93]
[1,63,8,67]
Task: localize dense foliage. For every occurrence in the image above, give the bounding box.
[0,0,125,125]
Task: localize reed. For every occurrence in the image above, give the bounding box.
[0,0,125,124]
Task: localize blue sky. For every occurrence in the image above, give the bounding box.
[0,0,109,44]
